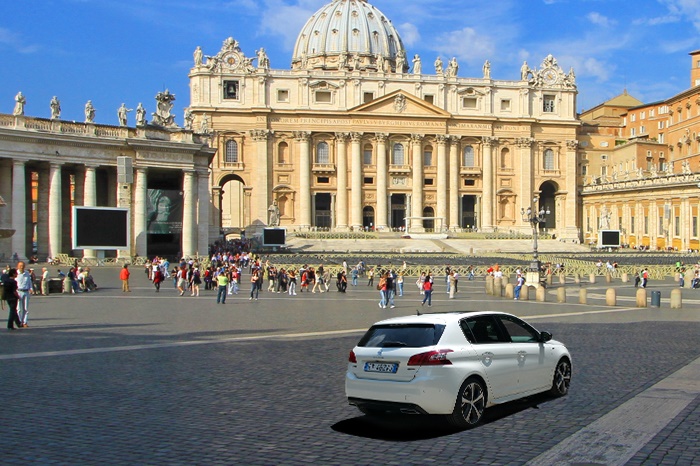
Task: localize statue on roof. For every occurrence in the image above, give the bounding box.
[136,103,147,126]
[395,50,406,73]
[117,103,132,127]
[13,92,26,116]
[483,60,491,79]
[256,48,270,70]
[434,56,443,76]
[84,100,95,123]
[446,57,459,78]
[151,89,177,127]
[50,96,61,120]
[412,54,422,75]
[194,46,203,67]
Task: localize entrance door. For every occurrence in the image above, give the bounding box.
[363,206,375,230]
[423,207,435,231]
[462,195,477,230]
[391,194,406,230]
[315,193,331,229]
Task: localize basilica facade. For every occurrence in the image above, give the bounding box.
[191,0,581,240]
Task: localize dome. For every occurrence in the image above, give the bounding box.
[292,0,407,72]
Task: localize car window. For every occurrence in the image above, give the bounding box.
[497,315,541,343]
[357,324,446,348]
[460,316,509,344]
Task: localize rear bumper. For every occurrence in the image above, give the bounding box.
[348,398,429,415]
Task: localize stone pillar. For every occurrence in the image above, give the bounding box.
[295,131,311,229]
[82,165,98,259]
[481,137,496,231]
[212,186,223,233]
[252,129,271,227]
[564,140,579,240]
[133,168,148,257]
[436,135,448,232]
[0,162,14,258]
[517,138,533,234]
[350,132,363,230]
[448,136,460,230]
[197,169,210,257]
[11,161,27,260]
[410,134,424,232]
[335,132,349,231]
[48,162,62,258]
[375,133,388,231]
[182,170,197,258]
[35,166,49,260]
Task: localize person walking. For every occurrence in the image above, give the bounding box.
[191,267,201,296]
[448,271,456,299]
[288,268,297,295]
[378,272,388,308]
[396,272,404,297]
[367,267,375,287]
[119,264,131,292]
[16,261,32,327]
[421,273,433,306]
[250,271,261,300]
[216,269,229,304]
[153,267,163,292]
[351,267,358,286]
[41,267,50,295]
[514,273,525,300]
[176,267,187,296]
[4,268,21,330]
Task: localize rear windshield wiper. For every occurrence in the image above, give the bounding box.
[381,341,408,347]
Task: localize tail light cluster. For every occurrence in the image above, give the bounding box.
[348,350,357,363]
[408,349,453,366]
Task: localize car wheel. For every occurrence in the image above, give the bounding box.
[446,377,486,429]
[550,358,571,396]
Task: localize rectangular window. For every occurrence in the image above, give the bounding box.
[644,216,649,235]
[640,125,646,134]
[659,216,664,235]
[693,216,698,237]
[581,165,588,176]
[500,99,511,111]
[224,80,239,100]
[363,177,374,184]
[658,121,664,129]
[631,114,636,122]
[650,109,655,117]
[631,216,635,234]
[675,216,680,235]
[641,111,646,119]
[631,128,636,136]
[315,91,332,103]
[317,176,330,184]
[543,95,555,113]
[424,95,434,105]
[424,178,434,186]
[658,133,664,143]
[464,179,475,186]
[277,89,289,102]
[462,97,477,109]
[423,151,432,166]
[363,148,372,165]
[363,92,374,103]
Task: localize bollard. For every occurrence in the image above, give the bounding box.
[622,273,628,283]
[546,274,553,286]
[505,283,514,299]
[521,286,530,301]
[574,273,580,284]
[636,288,647,308]
[605,288,616,306]
[589,273,596,284]
[651,290,661,307]
[674,272,680,283]
[558,273,566,285]
[536,286,546,302]
[670,289,682,309]
[684,270,694,289]
[579,288,587,304]
[605,273,612,284]
[494,277,503,297]
[485,275,494,295]
[557,287,566,303]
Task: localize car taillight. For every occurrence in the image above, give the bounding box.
[348,350,357,363]
[407,349,453,366]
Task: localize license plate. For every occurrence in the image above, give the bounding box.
[364,362,398,373]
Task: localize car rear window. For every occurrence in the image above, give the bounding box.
[357,324,446,348]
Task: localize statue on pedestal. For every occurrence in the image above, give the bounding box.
[184,109,194,130]
[256,48,270,70]
[446,57,458,77]
[136,103,146,126]
[395,50,406,73]
[412,54,422,75]
[194,46,203,67]
[151,89,177,127]
[117,103,132,127]
[268,201,280,226]
[434,56,443,75]
[483,60,491,79]
[50,96,61,120]
[13,92,26,116]
[84,100,95,123]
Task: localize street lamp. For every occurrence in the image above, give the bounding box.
[521,196,550,277]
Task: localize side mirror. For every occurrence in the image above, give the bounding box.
[539,331,553,343]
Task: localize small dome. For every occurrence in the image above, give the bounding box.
[292,0,407,72]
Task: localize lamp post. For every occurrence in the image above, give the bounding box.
[521,196,550,285]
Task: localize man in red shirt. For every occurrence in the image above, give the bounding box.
[120,264,131,292]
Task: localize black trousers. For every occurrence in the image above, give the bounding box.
[7,299,21,329]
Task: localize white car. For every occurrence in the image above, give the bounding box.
[345,311,571,428]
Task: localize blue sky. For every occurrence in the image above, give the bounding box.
[2,0,700,126]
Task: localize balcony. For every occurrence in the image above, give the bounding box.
[389,164,411,174]
[312,163,336,174]
[222,162,244,171]
[460,166,482,176]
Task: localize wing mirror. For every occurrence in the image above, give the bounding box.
[539,331,553,342]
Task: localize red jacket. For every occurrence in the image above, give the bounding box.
[120,268,130,280]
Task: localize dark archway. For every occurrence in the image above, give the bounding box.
[363,206,375,230]
[219,174,246,229]
[538,181,557,231]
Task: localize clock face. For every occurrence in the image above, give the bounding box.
[542,68,558,85]
[224,53,240,68]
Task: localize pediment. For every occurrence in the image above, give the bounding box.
[309,80,341,90]
[350,90,451,117]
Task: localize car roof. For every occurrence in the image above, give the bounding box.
[371,311,514,326]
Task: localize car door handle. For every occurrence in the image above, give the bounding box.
[517,351,527,360]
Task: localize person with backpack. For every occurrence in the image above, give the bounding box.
[421,273,433,307]
[4,268,22,330]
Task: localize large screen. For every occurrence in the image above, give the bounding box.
[73,207,130,249]
[263,228,286,247]
[599,230,621,248]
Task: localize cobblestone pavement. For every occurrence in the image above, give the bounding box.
[1,267,698,465]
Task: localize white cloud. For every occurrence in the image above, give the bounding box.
[398,23,420,47]
[431,27,496,63]
[259,1,324,50]
[659,0,700,30]
[0,27,39,54]
[587,12,616,27]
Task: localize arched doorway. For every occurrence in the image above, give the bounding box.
[538,181,557,231]
[423,207,435,231]
[219,174,246,229]
[363,206,375,230]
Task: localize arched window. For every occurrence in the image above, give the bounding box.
[316,142,329,164]
[423,145,433,166]
[225,140,238,163]
[544,148,555,170]
[363,144,373,165]
[278,142,288,164]
[392,143,405,165]
[462,145,474,167]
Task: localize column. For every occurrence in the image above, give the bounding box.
[517,138,534,234]
[35,166,49,260]
[83,165,98,258]
[449,136,460,230]
[212,186,223,233]
[251,129,271,227]
[11,161,27,260]
[410,134,424,232]
[295,131,311,229]
[133,168,148,257]
[0,162,13,258]
[182,170,197,258]
[335,132,349,230]
[481,137,495,231]
[197,169,211,256]
[436,135,448,232]
[375,133,388,230]
[48,162,62,258]
[350,132,363,230]
[564,140,579,240]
